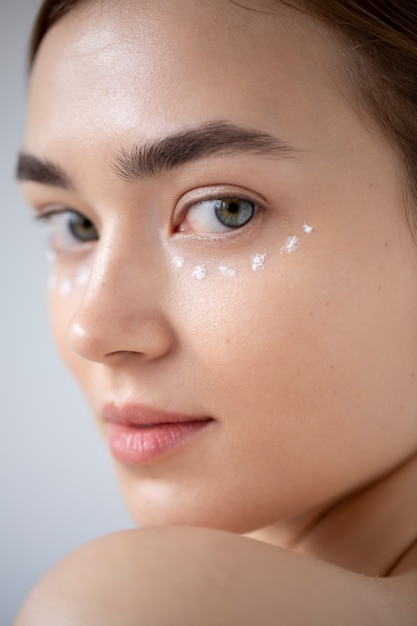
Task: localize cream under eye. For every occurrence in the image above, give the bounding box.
[179,196,257,234]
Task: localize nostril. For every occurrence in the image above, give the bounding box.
[103,350,147,363]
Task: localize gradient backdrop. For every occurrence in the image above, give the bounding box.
[0,1,134,623]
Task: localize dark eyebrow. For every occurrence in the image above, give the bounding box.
[16,153,74,189]
[114,121,299,182]
[16,122,299,188]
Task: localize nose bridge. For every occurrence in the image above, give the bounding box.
[68,224,174,362]
[89,223,156,305]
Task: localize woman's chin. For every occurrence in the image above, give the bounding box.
[124,505,251,534]
[120,493,281,537]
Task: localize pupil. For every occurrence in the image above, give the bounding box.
[228,201,239,213]
[80,218,90,232]
[214,197,255,229]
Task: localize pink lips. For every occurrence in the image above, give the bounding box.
[102,403,213,465]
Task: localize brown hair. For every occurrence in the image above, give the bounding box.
[29,0,417,222]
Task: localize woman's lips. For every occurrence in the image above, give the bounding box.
[102,404,214,465]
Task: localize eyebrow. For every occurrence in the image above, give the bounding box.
[114,121,298,182]
[16,154,73,189]
[16,121,298,188]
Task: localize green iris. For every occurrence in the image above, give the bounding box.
[214,197,255,228]
[68,212,98,242]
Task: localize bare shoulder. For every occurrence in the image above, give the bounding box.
[14,526,416,626]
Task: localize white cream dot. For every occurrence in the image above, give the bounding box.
[218,266,236,277]
[280,236,301,254]
[172,256,185,269]
[59,278,72,296]
[192,265,206,280]
[251,253,266,271]
[303,223,314,234]
[75,267,91,287]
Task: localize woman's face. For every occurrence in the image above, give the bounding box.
[21,0,417,533]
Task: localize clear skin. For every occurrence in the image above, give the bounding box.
[16,0,417,623]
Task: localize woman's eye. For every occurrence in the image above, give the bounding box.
[68,212,98,242]
[179,197,257,234]
[38,209,99,252]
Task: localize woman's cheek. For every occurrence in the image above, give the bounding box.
[48,260,92,369]
[47,219,317,396]
[166,241,316,383]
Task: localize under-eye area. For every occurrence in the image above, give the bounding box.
[169,221,315,280]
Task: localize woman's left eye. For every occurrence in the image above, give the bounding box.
[37,209,99,253]
[178,197,257,234]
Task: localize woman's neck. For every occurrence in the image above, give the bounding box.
[246,452,417,577]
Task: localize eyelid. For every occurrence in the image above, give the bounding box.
[34,206,68,223]
[34,206,98,231]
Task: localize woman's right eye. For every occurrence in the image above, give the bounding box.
[37,209,99,253]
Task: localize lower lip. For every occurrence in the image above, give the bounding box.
[108,420,212,465]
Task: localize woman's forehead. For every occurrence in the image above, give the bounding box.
[26,0,346,156]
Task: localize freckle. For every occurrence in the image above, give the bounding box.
[172,256,185,269]
[330,365,334,371]
[252,253,266,271]
[59,278,72,297]
[192,265,206,280]
[280,235,301,254]
[385,243,389,248]
[324,301,329,307]
[218,265,236,277]
[378,285,382,291]
[411,372,415,379]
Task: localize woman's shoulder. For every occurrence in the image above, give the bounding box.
[14,526,417,626]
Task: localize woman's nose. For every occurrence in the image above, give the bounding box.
[67,236,176,364]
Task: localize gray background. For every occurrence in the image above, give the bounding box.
[0,2,134,623]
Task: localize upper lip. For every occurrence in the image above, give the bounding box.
[102,403,212,427]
